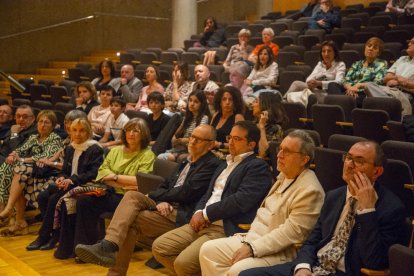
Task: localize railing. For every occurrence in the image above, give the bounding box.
[0,70,25,93]
[0,12,169,40]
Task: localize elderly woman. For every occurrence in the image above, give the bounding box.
[54,118,155,259]
[88,85,114,138]
[245,46,279,91]
[26,118,104,251]
[164,62,192,113]
[211,86,245,150]
[0,110,62,235]
[252,92,288,158]
[248,27,279,64]
[285,40,346,104]
[328,37,388,106]
[223,29,254,72]
[227,61,254,102]
[75,81,100,115]
[91,59,116,93]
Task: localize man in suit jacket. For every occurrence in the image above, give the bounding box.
[0,104,37,164]
[240,141,406,276]
[74,124,221,274]
[199,130,325,276]
[111,64,143,103]
[152,120,273,276]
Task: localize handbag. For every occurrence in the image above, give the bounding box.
[286,88,314,107]
[31,164,60,179]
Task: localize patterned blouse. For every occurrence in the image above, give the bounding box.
[16,132,62,161]
[344,59,388,90]
[265,124,284,144]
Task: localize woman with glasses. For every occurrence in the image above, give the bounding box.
[53,118,155,259]
[252,92,288,158]
[0,110,62,235]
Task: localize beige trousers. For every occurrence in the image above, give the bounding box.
[152,223,226,276]
[105,191,176,276]
[199,235,283,276]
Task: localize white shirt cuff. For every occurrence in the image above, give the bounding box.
[357,208,375,215]
[201,209,210,222]
[295,263,312,274]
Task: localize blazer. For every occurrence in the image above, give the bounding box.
[112,77,143,103]
[0,122,37,164]
[293,183,406,275]
[61,143,104,186]
[148,151,222,227]
[195,154,273,236]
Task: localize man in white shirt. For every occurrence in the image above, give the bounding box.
[152,120,273,276]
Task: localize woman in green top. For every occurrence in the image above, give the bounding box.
[54,118,156,259]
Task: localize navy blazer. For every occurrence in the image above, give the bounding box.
[195,153,273,236]
[148,151,222,227]
[293,183,406,275]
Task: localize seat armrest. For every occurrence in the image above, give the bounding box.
[360,268,389,276]
[136,172,165,194]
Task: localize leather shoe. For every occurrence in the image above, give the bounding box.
[75,241,116,267]
[40,236,58,250]
[26,237,47,251]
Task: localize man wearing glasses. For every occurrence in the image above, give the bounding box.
[75,124,221,274]
[240,141,406,276]
[308,0,340,33]
[151,120,273,276]
[0,104,14,141]
[199,130,325,276]
[0,104,36,164]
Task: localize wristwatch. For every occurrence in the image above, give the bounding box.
[53,161,58,166]
[113,175,118,182]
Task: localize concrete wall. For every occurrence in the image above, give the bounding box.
[0,0,256,73]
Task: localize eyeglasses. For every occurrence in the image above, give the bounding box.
[16,114,33,120]
[0,110,11,115]
[189,135,213,144]
[226,135,247,142]
[278,147,302,156]
[342,153,373,167]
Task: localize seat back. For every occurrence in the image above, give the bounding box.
[362,97,402,121]
[387,120,406,141]
[324,95,356,122]
[328,134,367,152]
[281,102,307,130]
[389,244,414,274]
[312,104,345,147]
[352,108,390,143]
[381,140,414,177]
[314,147,346,192]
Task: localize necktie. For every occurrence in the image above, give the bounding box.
[313,197,356,275]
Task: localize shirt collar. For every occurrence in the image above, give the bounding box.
[226,151,254,164]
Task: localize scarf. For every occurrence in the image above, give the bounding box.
[71,139,100,176]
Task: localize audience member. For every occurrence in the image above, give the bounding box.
[240,141,406,276]
[0,105,13,141]
[190,65,220,114]
[128,65,164,112]
[26,118,103,251]
[285,40,346,104]
[0,110,62,235]
[195,16,226,48]
[246,46,279,91]
[308,0,341,33]
[53,118,155,259]
[152,120,273,276]
[100,97,130,149]
[74,125,222,274]
[112,64,143,104]
[164,62,192,113]
[75,81,100,115]
[365,36,414,116]
[386,0,414,14]
[91,59,116,93]
[252,92,288,158]
[328,37,387,106]
[0,105,37,164]
[88,85,114,138]
[248,28,279,63]
[286,0,320,19]
[145,91,170,144]
[158,90,210,162]
[223,29,253,72]
[227,61,254,102]
[210,86,244,150]
[200,130,325,276]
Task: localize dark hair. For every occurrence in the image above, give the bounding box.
[255,46,274,70]
[97,59,115,79]
[146,65,160,80]
[320,40,341,62]
[356,140,385,166]
[147,91,165,105]
[16,104,34,116]
[100,85,115,96]
[233,120,260,152]
[213,86,245,115]
[121,118,151,149]
[204,16,218,31]
[257,92,289,129]
[173,62,189,81]
[110,96,126,108]
[176,90,210,138]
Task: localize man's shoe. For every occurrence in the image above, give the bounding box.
[75,241,116,267]
[40,236,58,250]
[26,237,47,251]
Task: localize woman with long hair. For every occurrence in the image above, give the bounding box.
[91,59,116,92]
[75,81,100,115]
[245,46,279,91]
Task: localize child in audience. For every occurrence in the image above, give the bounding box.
[99,97,130,149]
[75,81,99,115]
[88,85,114,139]
[158,90,210,162]
[145,92,170,145]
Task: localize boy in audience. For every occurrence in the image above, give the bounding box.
[145,91,170,145]
[99,97,129,149]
